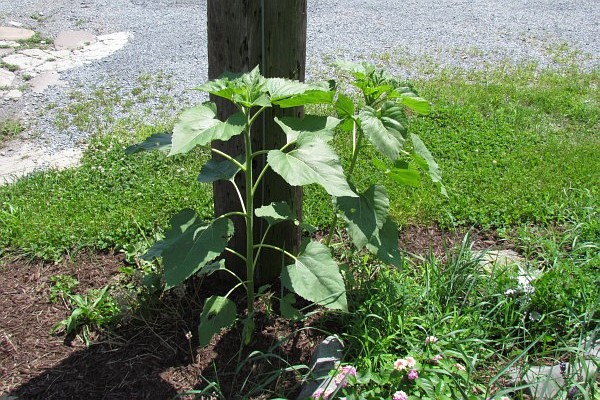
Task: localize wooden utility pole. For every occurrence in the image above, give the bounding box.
[207,0,306,284]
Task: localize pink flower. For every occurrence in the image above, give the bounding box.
[407,369,419,380]
[342,365,357,377]
[392,390,409,400]
[431,354,443,364]
[425,335,438,344]
[405,356,416,368]
[312,387,334,399]
[394,358,409,371]
[454,363,466,371]
[334,373,348,387]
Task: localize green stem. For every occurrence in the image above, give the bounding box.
[224,247,247,263]
[248,106,268,127]
[211,148,246,171]
[243,119,255,327]
[252,164,270,196]
[253,243,296,261]
[326,120,362,246]
[252,225,271,266]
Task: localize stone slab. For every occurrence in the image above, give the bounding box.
[20,48,54,60]
[0,40,20,48]
[2,53,45,70]
[297,335,344,400]
[0,142,83,185]
[0,48,15,57]
[54,30,96,50]
[29,71,66,93]
[0,69,16,87]
[4,89,22,100]
[0,26,35,41]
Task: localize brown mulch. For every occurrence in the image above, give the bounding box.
[0,226,508,399]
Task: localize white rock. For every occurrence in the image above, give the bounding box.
[0,40,20,48]
[2,53,45,70]
[54,30,97,50]
[20,48,54,60]
[8,21,23,28]
[0,26,35,41]
[0,69,16,87]
[4,89,23,100]
[29,71,66,93]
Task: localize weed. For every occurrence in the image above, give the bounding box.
[0,61,19,72]
[30,11,47,22]
[0,119,24,141]
[17,32,53,48]
[48,274,79,304]
[51,285,119,346]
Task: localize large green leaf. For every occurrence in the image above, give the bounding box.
[359,101,408,160]
[411,134,447,196]
[267,78,334,108]
[337,184,390,249]
[281,241,347,311]
[267,136,356,198]
[274,116,340,142]
[170,102,245,155]
[373,158,421,187]
[161,216,234,289]
[335,94,355,120]
[198,296,237,347]
[125,133,172,154]
[280,293,303,320]
[255,202,296,226]
[366,217,402,268]
[196,66,270,108]
[197,156,243,183]
[142,208,199,262]
[394,93,431,115]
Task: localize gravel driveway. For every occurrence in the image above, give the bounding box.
[0,0,598,180]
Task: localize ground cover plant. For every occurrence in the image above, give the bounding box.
[0,57,598,399]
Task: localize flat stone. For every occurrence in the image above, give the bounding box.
[0,48,15,57]
[0,143,83,185]
[0,69,16,87]
[297,335,344,400]
[35,58,82,72]
[20,48,54,60]
[508,358,598,399]
[476,249,524,270]
[2,53,45,70]
[0,26,35,41]
[0,40,20,48]
[4,89,22,100]
[29,71,66,93]
[54,30,96,50]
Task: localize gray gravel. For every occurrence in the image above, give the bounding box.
[1,0,598,156]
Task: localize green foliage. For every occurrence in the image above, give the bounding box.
[131,67,353,346]
[48,274,80,303]
[51,285,120,346]
[0,119,24,140]
[0,125,212,260]
[128,62,439,347]
[324,210,599,398]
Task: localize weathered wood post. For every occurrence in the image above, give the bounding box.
[207,0,307,284]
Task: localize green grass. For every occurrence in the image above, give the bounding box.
[0,119,24,143]
[0,124,212,260]
[0,63,598,262]
[305,62,599,230]
[327,210,598,398]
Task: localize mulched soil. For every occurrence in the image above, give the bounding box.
[0,226,507,399]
